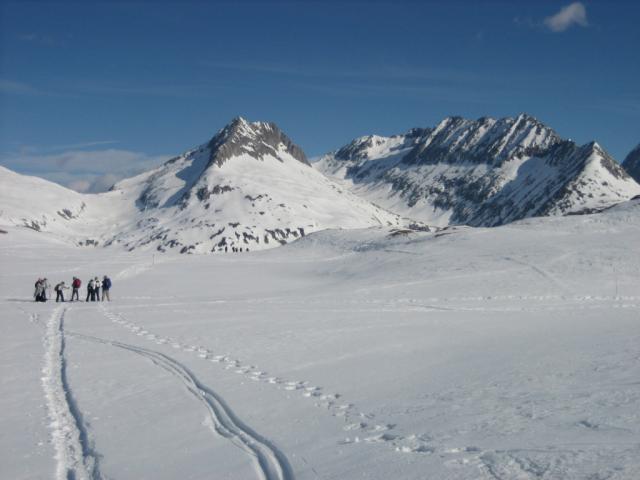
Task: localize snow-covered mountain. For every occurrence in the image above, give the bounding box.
[0,118,413,253]
[622,143,640,183]
[316,114,640,226]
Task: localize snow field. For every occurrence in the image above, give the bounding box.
[2,201,640,479]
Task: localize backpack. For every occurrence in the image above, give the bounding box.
[103,278,112,289]
[73,278,81,288]
[55,284,61,292]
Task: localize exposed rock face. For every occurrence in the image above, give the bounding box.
[207,117,309,168]
[622,144,640,183]
[317,114,640,227]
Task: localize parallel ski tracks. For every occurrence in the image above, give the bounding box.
[41,305,293,480]
[67,330,294,480]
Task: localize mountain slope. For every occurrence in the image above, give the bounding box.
[622,143,640,183]
[0,118,413,253]
[0,165,99,240]
[316,114,640,226]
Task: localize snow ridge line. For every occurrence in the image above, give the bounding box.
[42,306,102,480]
[67,331,294,480]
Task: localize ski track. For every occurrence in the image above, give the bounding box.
[23,298,638,479]
[109,293,640,314]
[99,306,441,456]
[503,256,567,293]
[96,298,640,472]
[42,306,102,480]
[67,329,294,480]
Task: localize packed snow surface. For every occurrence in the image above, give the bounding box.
[2,200,640,479]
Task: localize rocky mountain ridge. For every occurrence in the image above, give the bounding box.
[622,143,640,183]
[316,114,640,226]
[2,114,638,254]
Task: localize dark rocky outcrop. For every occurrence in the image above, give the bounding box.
[623,144,640,182]
[207,117,309,168]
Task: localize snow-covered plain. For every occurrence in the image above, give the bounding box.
[2,201,640,479]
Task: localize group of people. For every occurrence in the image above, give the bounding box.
[34,275,112,303]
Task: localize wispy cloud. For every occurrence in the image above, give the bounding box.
[588,98,640,117]
[73,83,206,98]
[286,80,497,105]
[0,147,170,193]
[200,60,486,84]
[544,2,588,32]
[0,79,43,96]
[18,32,65,46]
[13,141,120,155]
[1,77,224,100]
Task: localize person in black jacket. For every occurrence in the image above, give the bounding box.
[86,278,94,302]
[102,275,112,301]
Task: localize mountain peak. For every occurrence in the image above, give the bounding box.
[207,117,308,168]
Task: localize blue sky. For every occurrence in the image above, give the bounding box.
[1,1,638,191]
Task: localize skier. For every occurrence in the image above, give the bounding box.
[71,277,81,302]
[86,278,95,302]
[102,275,112,301]
[94,277,102,301]
[54,281,69,302]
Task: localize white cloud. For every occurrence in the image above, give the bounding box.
[0,148,171,193]
[544,2,588,32]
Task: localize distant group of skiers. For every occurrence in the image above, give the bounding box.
[34,276,112,303]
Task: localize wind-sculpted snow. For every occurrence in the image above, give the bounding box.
[316,114,640,226]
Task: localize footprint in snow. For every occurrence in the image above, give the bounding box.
[364,433,397,443]
[303,387,322,398]
[339,437,361,445]
[396,445,434,454]
[369,423,394,432]
[344,422,368,431]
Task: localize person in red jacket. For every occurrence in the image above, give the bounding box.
[71,277,81,302]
